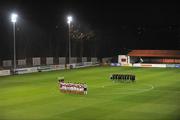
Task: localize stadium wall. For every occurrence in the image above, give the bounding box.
[102,57,112,65]
[33,57,41,66]
[132,63,180,68]
[18,59,26,66]
[46,57,53,65]
[0,57,99,76]
[1,57,98,68]
[133,63,166,68]
[0,70,10,76]
[3,60,12,67]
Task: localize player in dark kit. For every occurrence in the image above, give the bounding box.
[132,75,135,82]
[109,74,136,83]
[84,83,88,95]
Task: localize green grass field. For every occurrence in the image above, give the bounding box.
[0,66,180,120]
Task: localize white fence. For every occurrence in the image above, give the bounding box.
[70,57,77,63]
[33,57,41,66]
[3,60,12,67]
[102,57,112,63]
[46,57,53,65]
[91,57,98,62]
[18,59,26,66]
[0,70,10,76]
[59,57,66,64]
[82,57,87,62]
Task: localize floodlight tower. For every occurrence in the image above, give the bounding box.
[67,16,72,64]
[11,13,18,72]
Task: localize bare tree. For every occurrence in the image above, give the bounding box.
[70,26,96,58]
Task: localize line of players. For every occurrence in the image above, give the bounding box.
[58,79,88,95]
[110,74,136,82]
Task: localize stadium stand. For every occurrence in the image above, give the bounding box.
[128,50,180,58]
[128,50,180,64]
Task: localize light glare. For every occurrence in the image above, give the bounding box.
[11,13,18,23]
[67,16,72,24]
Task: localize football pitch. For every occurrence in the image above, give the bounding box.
[0,66,180,120]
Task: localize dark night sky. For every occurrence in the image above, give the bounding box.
[0,0,179,59]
